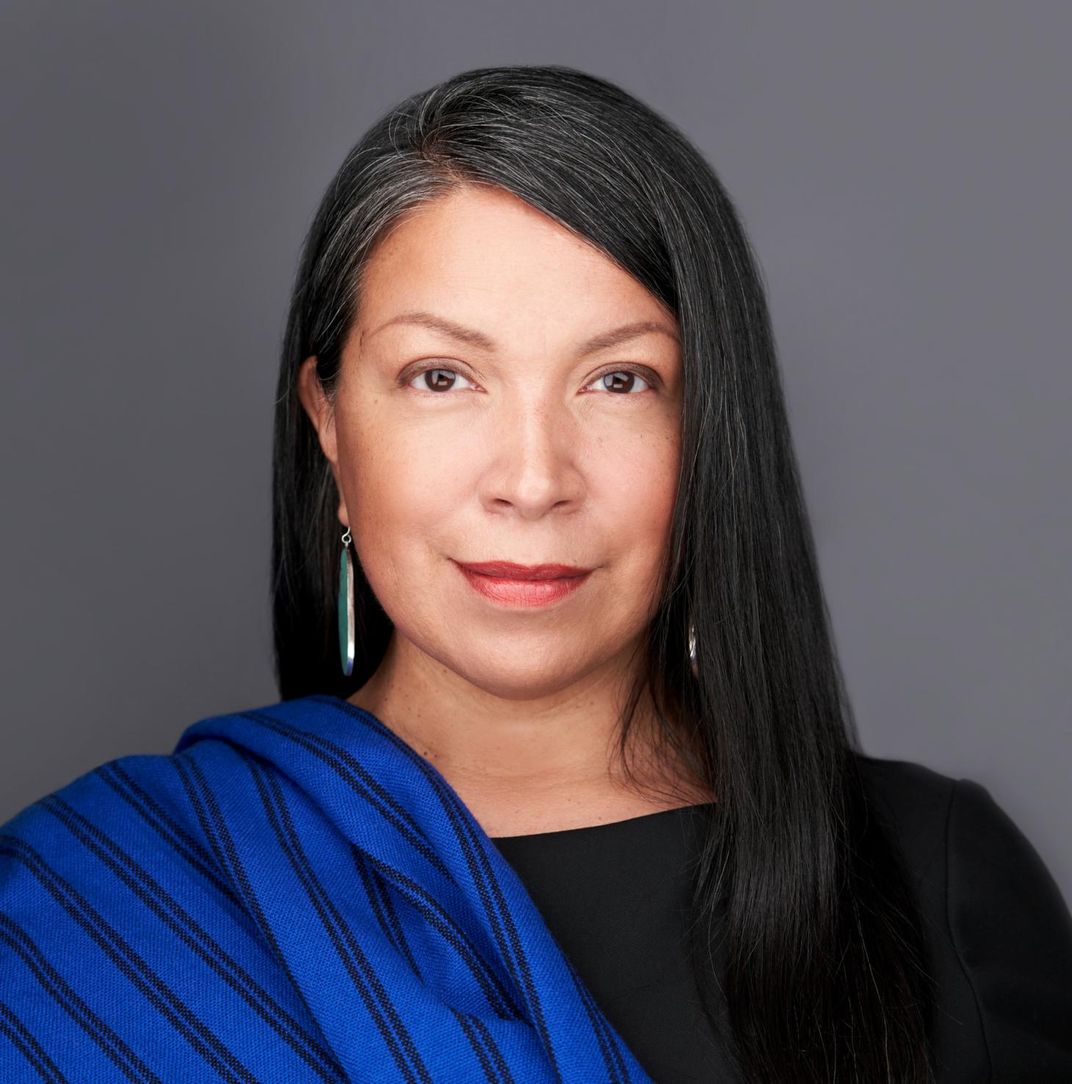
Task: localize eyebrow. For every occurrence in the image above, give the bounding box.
[365,311,680,355]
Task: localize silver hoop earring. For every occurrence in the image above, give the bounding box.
[338,526,355,676]
[688,621,698,679]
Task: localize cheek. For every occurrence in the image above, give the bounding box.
[582,426,679,625]
[601,426,680,538]
[336,415,465,587]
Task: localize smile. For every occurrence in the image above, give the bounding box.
[453,561,592,608]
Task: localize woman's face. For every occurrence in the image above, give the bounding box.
[300,184,683,700]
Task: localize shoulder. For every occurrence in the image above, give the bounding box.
[0,750,195,885]
[851,751,1072,1078]
[852,752,957,869]
[850,750,1071,938]
[2,751,172,828]
[850,751,1068,900]
[0,694,340,841]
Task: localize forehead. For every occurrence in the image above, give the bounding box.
[356,185,672,332]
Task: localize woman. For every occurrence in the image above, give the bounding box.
[2,64,1070,1083]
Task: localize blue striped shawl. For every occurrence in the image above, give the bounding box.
[0,694,654,1082]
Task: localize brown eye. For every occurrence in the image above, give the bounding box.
[590,369,654,394]
[423,369,456,391]
[405,366,477,393]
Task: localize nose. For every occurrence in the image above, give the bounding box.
[479,393,586,518]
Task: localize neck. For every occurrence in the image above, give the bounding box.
[346,632,714,832]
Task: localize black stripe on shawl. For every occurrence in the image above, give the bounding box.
[172,753,328,1053]
[240,712,452,881]
[239,708,528,1015]
[352,846,423,976]
[241,707,527,1073]
[351,849,518,1079]
[39,795,346,1084]
[569,960,630,1083]
[0,914,159,1082]
[0,836,257,1083]
[241,750,434,1084]
[422,765,570,1080]
[0,998,69,1084]
[96,761,242,910]
[465,1009,518,1084]
[357,848,524,1020]
[314,699,571,1082]
[449,1005,517,1084]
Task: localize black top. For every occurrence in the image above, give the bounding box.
[490,755,1072,1083]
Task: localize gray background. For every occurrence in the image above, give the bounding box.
[1,2,1069,903]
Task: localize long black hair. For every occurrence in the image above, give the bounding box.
[271,64,937,1082]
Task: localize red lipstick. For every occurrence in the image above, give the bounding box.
[454,560,593,607]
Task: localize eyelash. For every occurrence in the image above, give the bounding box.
[402,363,658,396]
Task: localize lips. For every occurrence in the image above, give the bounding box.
[455,561,592,581]
[453,560,593,607]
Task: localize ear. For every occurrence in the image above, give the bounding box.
[296,356,349,527]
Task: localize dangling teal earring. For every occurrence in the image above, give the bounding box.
[688,620,698,679]
[338,526,355,676]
